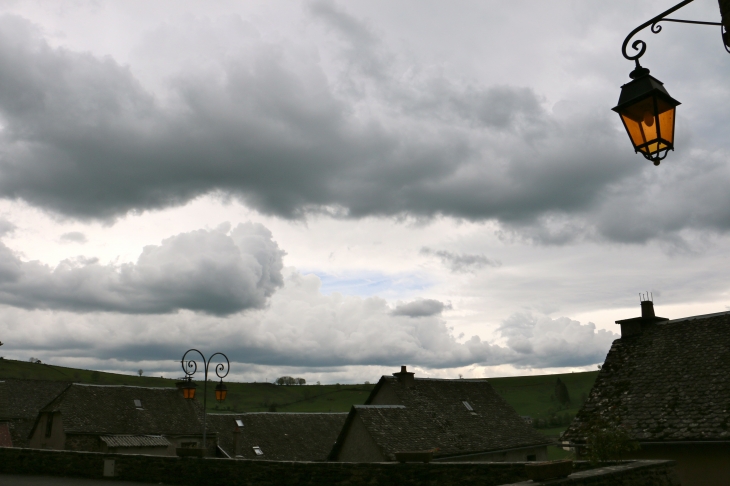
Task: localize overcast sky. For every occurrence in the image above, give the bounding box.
[0,0,728,383]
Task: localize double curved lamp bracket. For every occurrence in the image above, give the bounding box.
[622,0,726,67]
[179,348,230,456]
[180,348,230,381]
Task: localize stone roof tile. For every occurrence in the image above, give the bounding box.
[207,412,346,461]
[562,312,730,443]
[335,377,551,460]
[37,384,205,437]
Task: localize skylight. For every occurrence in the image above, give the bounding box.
[462,401,473,411]
[134,400,142,409]
[235,419,244,427]
[253,446,264,456]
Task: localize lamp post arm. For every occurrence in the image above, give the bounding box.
[180,348,206,378]
[201,352,229,456]
[623,0,696,62]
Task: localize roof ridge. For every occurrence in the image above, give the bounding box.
[354,405,406,409]
[70,384,177,390]
[235,412,349,415]
[383,377,491,382]
[666,310,730,323]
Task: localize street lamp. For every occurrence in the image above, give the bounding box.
[180,349,230,456]
[616,0,728,165]
[613,65,680,166]
[215,380,227,402]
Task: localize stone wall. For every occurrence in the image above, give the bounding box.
[504,460,681,486]
[0,448,678,486]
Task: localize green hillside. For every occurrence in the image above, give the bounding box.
[0,358,373,413]
[489,371,598,423]
[0,358,597,424]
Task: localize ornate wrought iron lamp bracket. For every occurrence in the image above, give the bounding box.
[180,349,230,455]
[622,0,726,69]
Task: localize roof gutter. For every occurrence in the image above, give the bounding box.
[431,442,555,462]
[564,440,730,446]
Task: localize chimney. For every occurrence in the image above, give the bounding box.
[615,293,668,337]
[392,365,415,387]
[640,300,655,318]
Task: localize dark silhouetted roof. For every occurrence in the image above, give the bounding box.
[0,422,12,447]
[100,435,170,448]
[0,379,71,447]
[32,384,206,437]
[332,376,551,460]
[562,312,730,443]
[0,380,71,420]
[208,412,346,461]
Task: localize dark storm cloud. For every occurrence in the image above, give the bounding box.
[391,298,450,317]
[0,15,633,226]
[60,232,87,243]
[0,222,284,315]
[0,10,727,244]
[420,247,500,273]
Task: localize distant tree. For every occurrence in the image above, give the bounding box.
[364,381,370,385]
[276,376,296,386]
[597,364,602,370]
[268,403,278,412]
[316,381,321,386]
[137,369,143,377]
[555,378,571,406]
[295,377,306,385]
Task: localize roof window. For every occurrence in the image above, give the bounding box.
[134,399,143,409]
[235,419,244,427]
[462,401,473,411]
[253,446,264,456]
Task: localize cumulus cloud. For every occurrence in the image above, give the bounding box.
[420,247,500,273]
[391,298,451,317]
[0,270,508,369]
[0,222,284,315]
[59,232,87,244]
[0,218,15,237]
[0,268,615,373]
[497,313,617,368]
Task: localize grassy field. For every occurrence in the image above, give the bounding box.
[0,358,597,427]
[0,358,373,413]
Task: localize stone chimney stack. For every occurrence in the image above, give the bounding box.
[640,299,656,318]
[616,293,668,337]
[393,365,415,387]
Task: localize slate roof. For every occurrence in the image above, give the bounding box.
[331,377,552,461]
[100,435,170,448]
[32,384,206,437]
[562,311,730,443]
[0,422,12,447]
[208,412,346,461]
[0,379,70,447]
[0,380,71,420]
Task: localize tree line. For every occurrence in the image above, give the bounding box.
[275,376,306,385]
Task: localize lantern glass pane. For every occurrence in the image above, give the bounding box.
[620,113,647,149]
[657,99,675,146]
[216,389,227,402]
[619,96,662,153]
